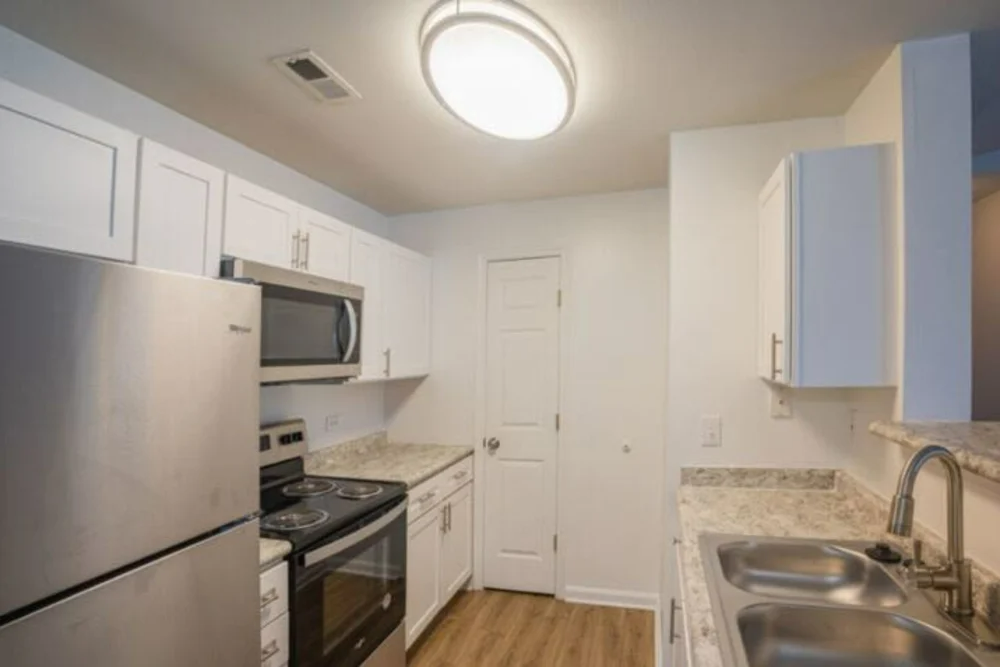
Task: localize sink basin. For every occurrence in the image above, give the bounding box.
[718,540,906,607]
[738,604,982,667]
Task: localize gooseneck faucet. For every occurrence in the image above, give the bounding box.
[887,445,973,617]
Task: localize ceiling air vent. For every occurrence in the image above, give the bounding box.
[271,50,360,104]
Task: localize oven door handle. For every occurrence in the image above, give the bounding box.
[303,499,407,567]
[342,299,358,363]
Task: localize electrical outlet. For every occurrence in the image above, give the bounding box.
[324,414,341,432]
[701,415,722,447]
[770,387,793,419]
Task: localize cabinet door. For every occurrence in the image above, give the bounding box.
[349,230,387,380]
[299,206,351,280]
[384,244,432,378]
[223,175,298,268]
[0,79,137,261]
[406,507,443,649]
[757,159,791,384]
[135,139,224,276]
[440,482,473,606]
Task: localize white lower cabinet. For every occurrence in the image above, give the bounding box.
[0,78,137,261]
[440,483,473,602]
[405,459,474,649]
[260,561,290,667]
[670,538,692,667]
[406,505,443,647]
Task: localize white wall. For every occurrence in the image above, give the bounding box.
[841,36,1000,575]
[387,189,669,603]
[974,189,1000,420]
[0,25,391,441]
[261,384,388,450]
[665,117,855,477]
[897,35,973,421]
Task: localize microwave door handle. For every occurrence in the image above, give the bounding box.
[343,300,359,362]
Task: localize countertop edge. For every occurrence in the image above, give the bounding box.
[869,420,1000,485]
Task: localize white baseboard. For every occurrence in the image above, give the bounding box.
[563,585,660,610]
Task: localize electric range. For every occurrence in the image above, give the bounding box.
[259,419,407,667]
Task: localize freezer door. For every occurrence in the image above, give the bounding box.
[0,521,259,667]
[0,243,261,617]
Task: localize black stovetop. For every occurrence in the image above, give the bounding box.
[259,458,407,551]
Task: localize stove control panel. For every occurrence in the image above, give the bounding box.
[259,418,308,467]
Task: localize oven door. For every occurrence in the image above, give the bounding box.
[258,282,362,383]
[293,499,407,667]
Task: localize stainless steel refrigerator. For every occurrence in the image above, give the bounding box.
[0,243,261,666]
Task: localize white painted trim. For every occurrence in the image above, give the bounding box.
[472,248,569,598]
[563,585,660,611]
[655,599,664,666]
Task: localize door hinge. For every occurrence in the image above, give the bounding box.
[555,413,560,431]
[553,534,558,552]
[557,289,562,307]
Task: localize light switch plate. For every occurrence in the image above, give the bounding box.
[701,415,722,447]
[769,387,793,419]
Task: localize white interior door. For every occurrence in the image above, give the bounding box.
[483,257,560,594]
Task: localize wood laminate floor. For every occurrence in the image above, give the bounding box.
[408,590,656,667]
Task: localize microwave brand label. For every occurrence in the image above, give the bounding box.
[228,324,253,334]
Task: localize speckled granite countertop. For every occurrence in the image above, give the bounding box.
[677,467,1000,667]
[305,431,473,488]
[870,421,1000,484]
[259,538,291,569]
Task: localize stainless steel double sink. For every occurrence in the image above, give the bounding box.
[700,534,1000,667]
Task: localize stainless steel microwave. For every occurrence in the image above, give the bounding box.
[221,259,362,384]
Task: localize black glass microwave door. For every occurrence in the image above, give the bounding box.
[294,510,406,667]
[260,284,344,366]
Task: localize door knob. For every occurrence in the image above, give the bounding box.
[485,437,500,454]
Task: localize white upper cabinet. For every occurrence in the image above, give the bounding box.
[223,175,299,269]
[349,229,387,380]
[0,79,137,261]
[757,144,891,388]
[384,243,432,378]
[299,206,351,281]
[136,139,225,276]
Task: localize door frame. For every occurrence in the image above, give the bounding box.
[471,249,568,599]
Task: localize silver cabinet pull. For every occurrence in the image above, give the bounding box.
[770,332,784,380]
[441,506,447,533]
[416,490,437,504]
[291,230,301,269]
[261,639,280,662]
[259,587,279,608]
[453,470,469,481]
[300,232,310,271]
[384,348,392,377]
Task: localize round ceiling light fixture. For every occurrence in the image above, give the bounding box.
[419,0,576,140]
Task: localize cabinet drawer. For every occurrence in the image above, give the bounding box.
[408,475,444,524]
[260,610,289,667]
[438,457,473,498]
[259,561,289,628]
[408,457,474,524]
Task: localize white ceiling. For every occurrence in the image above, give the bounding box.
[2,1,1000,215]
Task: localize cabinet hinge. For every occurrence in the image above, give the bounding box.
[555,413,560,431]
[557,289,562,307]
[553,534,558,552]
